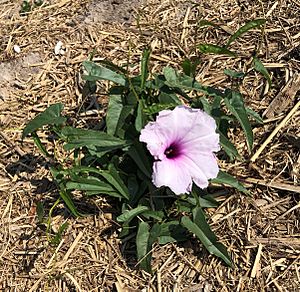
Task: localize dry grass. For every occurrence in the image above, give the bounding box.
[0,0,300,291]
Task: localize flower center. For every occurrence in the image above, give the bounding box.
[164,143,181,159]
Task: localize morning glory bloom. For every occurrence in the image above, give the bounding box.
[139,106,220,195]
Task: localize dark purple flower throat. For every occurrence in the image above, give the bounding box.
[164,142,181,159]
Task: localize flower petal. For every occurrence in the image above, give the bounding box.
[181,153,219,188]
[152,158,192,195]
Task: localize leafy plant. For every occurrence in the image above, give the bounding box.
[23,36,261,271]
[197,18,271,86]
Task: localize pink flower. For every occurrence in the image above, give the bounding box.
[139,106,220,195]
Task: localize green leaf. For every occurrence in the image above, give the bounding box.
[135,100,146,132]
[117,205,149,223]
[223,90,253,151]
[252,56,271,87]
[181,209,233,267]
[36,201,45,223]
[198,44,236,57]
[50,222,68,246]
[198,20,219,29]
[246,107,264,124]
[127,141,151,178]
[66,165,130,200]
[143,103,177,115]
[158,221,188,244]
[32,132,51,157]
[226,19,266,47]
[140,48,151,89]
[211,170,248,194]
[224,69,245,79]
[65,177,117,193]
[107,163,130,200]
[22,103,66,139]
[142,210,164,221]
[58,187,82,217]
[163,67,225,99]
[83,61,126,86]
[181,58,200,78]
[106,87,124,136]
[136,221,151,272]
[218,131,240,160]
[61,127,129,151]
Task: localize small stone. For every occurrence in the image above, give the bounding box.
[13,45,21,53]
[54,41,63,55]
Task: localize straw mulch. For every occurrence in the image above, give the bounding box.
[0,0,300,291]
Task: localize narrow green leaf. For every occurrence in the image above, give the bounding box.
[226,19,266,47]
[223,91,253,151]
[211,170,248,194]
[67,165,129,200]
[50,222,68,246]
[135,100,146,132]
[117,205,149,222]
[181,212,233,267]
[163,67,225,99]
[107,163,130,200]
[198,20,219,28]
[136,221,151,272]
[224,69,245,79]
[83,61,126,86]
[246,107,264,124]
[36,201,45,223]
[198,44,236,57]
[22,103,66,138]
[106,87,124,136]
[140,48,151,89]
[181,58,200,78]
[61,127,128,151]
[252,56,271,87]
[218,131,240,160]
[32,132,51,157]
[65,178,116,193]
[58,187,82,217]
[142,210,164,221]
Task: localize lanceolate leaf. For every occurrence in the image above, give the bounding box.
[117,205,149,223]
[61,127,128,151]
[181,208,233,267]
[198,44,236,57]
[58,187,82,217]
[252,56,272,87]
[226,19,266,47]
[67,165,130,200]
[136,221,151,272]
[163,67,225,99]
[106,87,124,136]
[135,100,146,132]
[22,103,66,139]
[223,91,253,151]
[246,107,264,124]
[198,19,220,29]
[83,61,126,86]
[218,131,240,160]
[211,170,248,194]
[140,48,151,89]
